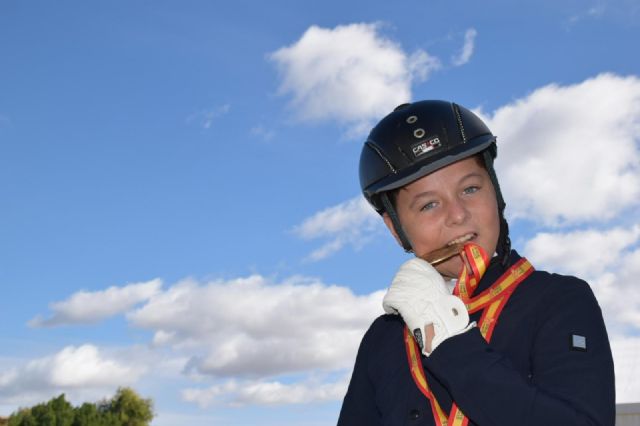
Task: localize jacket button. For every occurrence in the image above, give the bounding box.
[409,409,421,420]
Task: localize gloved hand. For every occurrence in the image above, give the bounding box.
[383,257,472,356]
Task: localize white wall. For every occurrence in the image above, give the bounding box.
[617,403,640,426]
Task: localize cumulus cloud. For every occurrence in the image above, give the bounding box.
[128,275,383,379]
[0,345,144,405]
[124,274,383,406]
[602,247,640,331]
[452,28,477,66]
[482,73,640,225]
[523,225,640,278]
[270,23,441,136]
[292,196,382,261]
[15,271,384,407]
[182,375,349,407]
[29,279,162,327]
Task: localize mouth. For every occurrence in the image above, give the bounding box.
[420,233,479,266]
[447,233,477,247]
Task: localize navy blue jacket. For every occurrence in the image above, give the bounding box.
[338,250,615,426]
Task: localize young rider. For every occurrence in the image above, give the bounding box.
[338,100,615,425]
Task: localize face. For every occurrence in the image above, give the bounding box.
[383,156,500,279]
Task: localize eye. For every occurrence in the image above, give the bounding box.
[463,185,480,195]
[420,201,438,211]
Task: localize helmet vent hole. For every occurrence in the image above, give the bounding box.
[406,115,418,124]
[413,128,426,138]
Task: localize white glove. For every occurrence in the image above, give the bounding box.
[382,257,472,356]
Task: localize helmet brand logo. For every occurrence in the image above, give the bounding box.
[411,137,442,158]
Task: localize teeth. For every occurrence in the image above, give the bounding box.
[447,233,476,246]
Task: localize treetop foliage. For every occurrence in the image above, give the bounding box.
[7,387,154,426]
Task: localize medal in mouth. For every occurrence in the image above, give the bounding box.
[420,233,477,265]
[420,243,463,265]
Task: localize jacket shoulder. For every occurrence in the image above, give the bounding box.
[526,269,600,306]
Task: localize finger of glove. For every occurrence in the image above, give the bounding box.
[382,291,421,317]
[382,287,410,314]
[382,294,426,329]
[392,258,448,296]
[382,296,399,314]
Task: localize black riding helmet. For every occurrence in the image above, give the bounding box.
[359,100,511,264]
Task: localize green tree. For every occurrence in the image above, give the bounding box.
[8,387,154,426]
[48,395,73,426]
[7,408,36,426]
[71,403,99,426]
[107,388,154,426]
[30,403,55,426]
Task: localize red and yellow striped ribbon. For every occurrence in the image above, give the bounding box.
[404,243,534,426]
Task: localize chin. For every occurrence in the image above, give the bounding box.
[435,257,463,280]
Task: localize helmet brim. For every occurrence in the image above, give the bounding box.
[365,134,495,197]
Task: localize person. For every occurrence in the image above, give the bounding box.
[337,100,615,425]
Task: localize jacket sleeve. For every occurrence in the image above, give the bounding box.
[424,277,615,426]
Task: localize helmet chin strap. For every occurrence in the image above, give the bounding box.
[481,150,511,267]
[380,192,413,253]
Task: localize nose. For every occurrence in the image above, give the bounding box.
[445,196,470,226]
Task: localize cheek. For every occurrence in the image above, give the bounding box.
[404,216,444,253]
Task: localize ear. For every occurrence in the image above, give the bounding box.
[382,213,404,248]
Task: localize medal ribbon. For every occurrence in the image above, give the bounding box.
[405,243,534,426]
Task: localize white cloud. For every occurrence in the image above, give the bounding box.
[0,345,144,405]
[124,274,384,406]
[182,375,349,407]
[605,247,640,329]
[128,275,384,378]
[482,73,640,225]
[270,23,441,135]
[523,225,640,278]
[294,197,376,238]
[407,50,441,83]
[292,196,382,261]
[452,28,477,66]
[15,271,385,408]
[49,345,137,387]
[30,279,162,327]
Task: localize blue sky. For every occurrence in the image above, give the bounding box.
[2,1,640,425]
